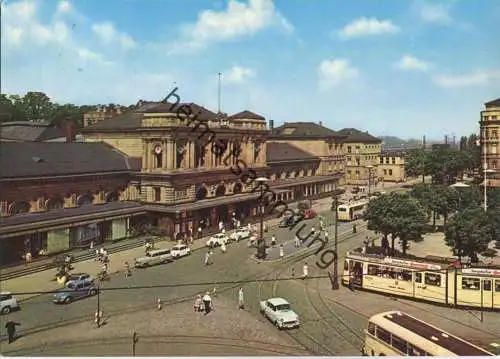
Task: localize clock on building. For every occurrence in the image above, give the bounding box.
[154,145,162,154]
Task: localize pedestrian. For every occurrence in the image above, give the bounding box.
[294,235,300,248]
[221,243,227,253]
[100,247,105,256]
[302,262,309,279]
[95,249,100,261]
[90,241,94,250]
[279,244,284,259]
[197,226,202,239]
[194,295,202,312]
[311,226,315,236]
[5,320,20,344]
[157,298,162,311]
[204,251,211,265]
[221,227,226,235]
[125,261,131,278]
[238,287,245,309]
[324,230,329,241]
[219,221,224,231]
[291,267,295,277]
[94,310,102,327]
[271,235,276,246]
[202,291,212,314]
[25,251,32,264]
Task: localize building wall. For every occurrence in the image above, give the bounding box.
[83,134,143,158]
[480,103,500,171]
[83,106,123,127]
[378,154,406,182]
[344,142,382,185]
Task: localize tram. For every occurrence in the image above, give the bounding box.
[343,249,500,310]
[337,199,369,221]
[363,311,494,356]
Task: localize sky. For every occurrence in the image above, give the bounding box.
[1,0,500,139]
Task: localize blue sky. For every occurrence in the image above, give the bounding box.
[2,0,500,139]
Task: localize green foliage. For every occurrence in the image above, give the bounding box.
[365,193,428,255]
[444,207,493,262]
[0,91,96,128]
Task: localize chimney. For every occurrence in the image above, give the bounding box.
[63,119,76,143]
[269,119,274,130]
[319,121,323,126]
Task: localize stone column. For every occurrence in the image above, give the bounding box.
[162,140,168,169]
[167,140,174,169]
[189,140,195,169]
[142,141,149,171]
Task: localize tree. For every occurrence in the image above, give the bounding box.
[365,193,428,255]
[405,149,427,180]
[444,208,493,262]
[432,185,459,229]
[22,91,55,121]
[0,94,26,122]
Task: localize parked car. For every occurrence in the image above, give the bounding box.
[171,244,191,258]
[206,233,229,247]
[66,273,93,286]
[259,297,300,329]
[279,216,295,228]
[134,248,173,268]
[0,292,19,314]
[53,281,98,304]
[230,227,251,241]
[303,209,317,219]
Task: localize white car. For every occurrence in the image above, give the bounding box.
[230,227,251,242]
[259,297,300,329]
[0,292,19,315]
[206,233,229,247]
[171,244,191,258]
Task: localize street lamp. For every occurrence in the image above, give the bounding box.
[331,181,340,290]
[255,177,268,259]
[450,182,470,210]
[366,165,374,197]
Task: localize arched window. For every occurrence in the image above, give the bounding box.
[77,193,93,206]
[46,197,64,211]
[8,201,31,215]
[195,186,208,200]
[233,182,243,195]
[215,184,226,197]
[105,191,120,203]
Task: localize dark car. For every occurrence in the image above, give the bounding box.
[279,216,295,228]
[53,281,98,304]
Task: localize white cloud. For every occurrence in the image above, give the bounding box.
[419,3,452,24]
[318,59,359,90]
[77,48,114,66]
[92,22,137,50]
[395,55,431,72]
[225,66,256,83]
[338,17,399,39]
[169,0,293,53]
[56,1,72,15]
[432,69,500,88]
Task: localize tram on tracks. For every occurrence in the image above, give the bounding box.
[362,311,494,356]
[343,249,500,310]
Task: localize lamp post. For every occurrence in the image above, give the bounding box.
[331,181,340,290]
[255,177,268,259]
[366,165,374,197]
[450,182,470,210]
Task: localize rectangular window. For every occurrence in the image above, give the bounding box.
[462,277,480,290]
[424,273,442,286]
[408,344,427,356]
[415,273,422,283]
[495,280,500,292]
[368,322,376,335]
[385,158,390,164]
[154,187,161,202]
[344,261,348,270]
[347,146,352,154]
[367,265,379,276]
[391,335,408,354]
[389,169,393,175]
[392,157,396,164]
[376,327,391,344]
[380,157,383,164]
[383,169,387,175]
[396,270,412,281]
[483,279,492,291]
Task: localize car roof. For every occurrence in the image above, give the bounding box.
[173,244,186,248]
[149,248,170,254]
[268,297,290,306]
[0,291,12,295]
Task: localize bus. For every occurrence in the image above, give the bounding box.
[337,199,369,221]
[363,311,494,356]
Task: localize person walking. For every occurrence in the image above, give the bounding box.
[271,234,276,247]
[197,226,202,239]
[294,235,300,248]
[220,243,226,253]
[124,261,131,278]
[302,262,309,279]
[194,295,202,312]
[279,244,284,259]
[324,230,329,241]
[310,226,316,236]
[5,320,20,344]
[202,291,212,314]
[238,288,245,309]
[204,251,211,266]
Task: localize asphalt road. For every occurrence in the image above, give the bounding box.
[0,207,365,341]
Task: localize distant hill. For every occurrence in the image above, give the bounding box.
[379,136,424,147]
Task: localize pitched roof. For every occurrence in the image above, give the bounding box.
[485,98,500,107]
[228,110,265,121]
[336,128,381,143]
[0,142,140,179]
[266,142,319,162]
[269,122,339,138]
[82,102,217,131]
[0,121,64,142]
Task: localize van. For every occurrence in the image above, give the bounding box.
[134,248,172,268]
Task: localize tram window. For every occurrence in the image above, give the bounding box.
[391,335,408,354]
[367,265,379,275]
[367,322,376,335]
[396,270,412,281]
[408,344,426,356]
[483,280,492,291]
[495,280,500,292]
[344,261,348,271]
[462,277,480,290]
[376,327,391,344]
[415,273,422,283]
[424,273,441,286]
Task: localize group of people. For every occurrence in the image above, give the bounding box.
[95,248,110,280]
[192,287,245,315]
